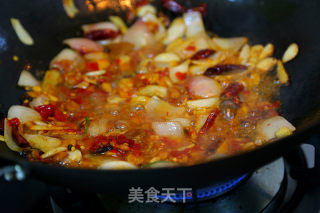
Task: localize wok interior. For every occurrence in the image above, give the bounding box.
[0,0,320,161]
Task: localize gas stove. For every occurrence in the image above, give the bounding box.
[0,136,319,213]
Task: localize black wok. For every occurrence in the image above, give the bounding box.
[0,0,320,193]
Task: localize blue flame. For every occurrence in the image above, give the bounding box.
[157,174,247,202]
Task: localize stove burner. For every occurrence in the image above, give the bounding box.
[46,146,314,213]
[95,158,287,213]
[157,174,248,203]
[196,174,248,200]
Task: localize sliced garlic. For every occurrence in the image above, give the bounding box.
[10,18,34,45]
[282,43,299,63]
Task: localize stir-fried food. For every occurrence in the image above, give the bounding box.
[2,1,297,169]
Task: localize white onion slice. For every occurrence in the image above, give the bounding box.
[29,95,48,107]
[152,122,183,137]
[64,38,104,53]
[141,13,166,41]
[188,76,221,98]
[88,118,108,137]
[96,35,122,46]
[8,105,41,123]
[257,116,296,141]
[10,18,34,45]
[138,85,168,98]
[154,53,180,63]
[187,98,220,110]
[85,70,106,76]
[149,161,178,168]
[33,121,47,126]
[41,147,67,159]
[17,70,40,87]
[82,21,118,33]
[24,135,61,153]
[109,16,128,34]
[123,21,155,49]
[145,96,185,118]
[213,37,248,51]
[136,5,156,17]
[163,17,185,45]
[194,34,213,51]
[189,64,209,75]
[170,118,191,128]
[67,150,82,162]
[169,60,189,83]
[98,160,137,170]
[52,48,76,60]
[4,119,22,152]
[50,48,82,65]
[84,52,108,61]
[183,11,205,37]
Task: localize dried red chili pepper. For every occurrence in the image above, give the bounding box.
[171,147,193,158]
[175,72,187,80]
[273,100,280,109]
[188,3,207,16]
[161,0,187,13]
[161,136,179,149]
[204,64,248,76]
[85,62,99,71]
[158,12,171,27]
[136,0,150,8]
[54,109,67,122]
[90,136,114,153]
[0,118,4,132]
[185,45,196,51]
[94,143,113,154]
[117,135,141,155]
[126,10,136,23]
[72,97,83,105]
[84,29,120,41]
[161,0,207,16]
[230,140,241,153]
[206,139,223,154]
[12,128,29,147]
[116,58,121,64]
[74,87,94,96]
[221,82,244,98]
[23,149,41,161]
[142,78,150,85]
[117,134,135,146]
[109,148,123,155]
[191,49,215,60]
[8,118,20,127]
[130,143,142,156]
[221,82,245,106]
[90,135,137,154]
[60,86,71,97]
[8,119,29,148]
[34,104,56,121]
[186,45,196,51]
[157,68,169,77]
[198,108,220,136]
